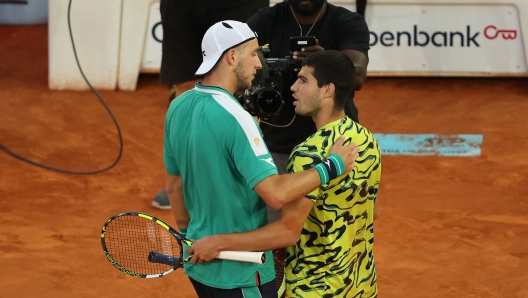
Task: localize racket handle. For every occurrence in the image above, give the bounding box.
[148,251,181,267]
[149,250,266,265]
[217,251,266,264]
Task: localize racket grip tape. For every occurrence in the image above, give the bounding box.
[148,251,181,267]
[149,250,266,265]
[217,251,266,264]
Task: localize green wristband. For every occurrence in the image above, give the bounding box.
[314,154,345,185]
[314,163,329,185]
[328,154,345,176]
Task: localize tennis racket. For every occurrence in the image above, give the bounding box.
[274,248,286,297]
[101,212,266,278]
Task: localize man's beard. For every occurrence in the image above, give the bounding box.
[290,0,326,16]
[234,62,251,91]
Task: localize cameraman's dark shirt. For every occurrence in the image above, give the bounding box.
[247,2,370,154]
[160,0,269,85]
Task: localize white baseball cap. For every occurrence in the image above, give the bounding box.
[195,20,257,76]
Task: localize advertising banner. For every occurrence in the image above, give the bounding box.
[140,2,527,76]
[361,4,527,75]
[141,2,162,73]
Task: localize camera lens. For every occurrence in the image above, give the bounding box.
[257,90,282,114]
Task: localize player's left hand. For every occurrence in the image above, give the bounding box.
[187,236,221,264]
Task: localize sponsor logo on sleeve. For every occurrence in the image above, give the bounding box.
[252,137,263,148]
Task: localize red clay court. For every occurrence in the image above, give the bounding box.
[1,24,528,298]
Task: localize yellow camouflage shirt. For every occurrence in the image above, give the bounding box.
[285,117,381,298]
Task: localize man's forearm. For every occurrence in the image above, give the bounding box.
[254,168,321,209]
[342,49,368,91]
[354,64,367,90]
[166,174,190,229]
[187,193,314,262]
[210,220,299,252]
[192,197,313,256]
[255,137,356,209]
[168,190,190,228]
[186,223,296,264]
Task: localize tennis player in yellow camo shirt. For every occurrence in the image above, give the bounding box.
[281,50,381,297]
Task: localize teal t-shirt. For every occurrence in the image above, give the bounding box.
[163,83,278,288]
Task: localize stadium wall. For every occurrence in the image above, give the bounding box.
[48,0,528,91]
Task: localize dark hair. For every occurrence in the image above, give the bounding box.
[302,50,356,110]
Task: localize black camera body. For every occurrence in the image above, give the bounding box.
[242,47,298,122]
[242,37,317,121]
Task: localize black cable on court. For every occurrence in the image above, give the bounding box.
[0,0,123,174]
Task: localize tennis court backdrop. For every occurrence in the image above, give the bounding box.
[47,0,528,91]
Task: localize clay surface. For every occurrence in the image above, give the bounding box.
[1,25,527,298]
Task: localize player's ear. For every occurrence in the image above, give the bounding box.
[226,48,237,67]
[324,83,335,98]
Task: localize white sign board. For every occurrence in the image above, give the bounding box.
[363,4,527,74]
[140,2,527,75]
[141,2,162,73]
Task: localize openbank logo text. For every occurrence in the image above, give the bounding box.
[370,25,518,47]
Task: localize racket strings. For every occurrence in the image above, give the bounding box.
[104,215,182,275]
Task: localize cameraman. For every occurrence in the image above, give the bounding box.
[246,0,370,223]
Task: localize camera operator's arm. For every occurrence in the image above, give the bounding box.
[342,49,368,91]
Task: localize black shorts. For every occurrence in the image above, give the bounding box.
[160,0,269,85]
[189,277,277,298]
